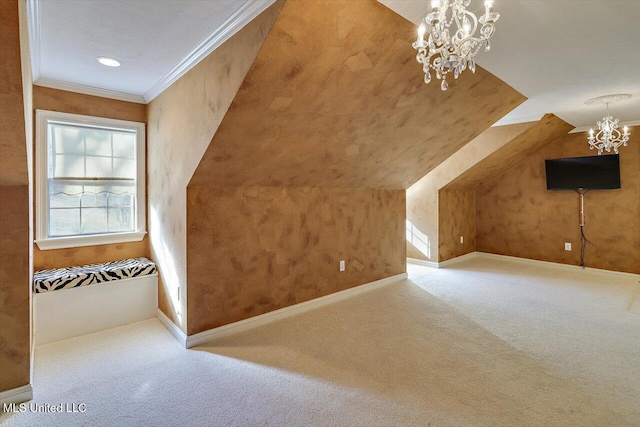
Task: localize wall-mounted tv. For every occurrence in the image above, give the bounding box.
[545,154,620,191]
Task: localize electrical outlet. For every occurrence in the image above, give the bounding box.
[565,242,571,251]
[339,260,346,272]
[460,236,464,244]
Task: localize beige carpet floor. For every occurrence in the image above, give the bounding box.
[1,257,638,426]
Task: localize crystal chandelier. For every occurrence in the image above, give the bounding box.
[585,94,632,155]
[412,0,500,91]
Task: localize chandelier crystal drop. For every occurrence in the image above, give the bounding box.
[412,0,500,91]
[585,94,632,155]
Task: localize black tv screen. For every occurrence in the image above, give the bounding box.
[545,154,620,190]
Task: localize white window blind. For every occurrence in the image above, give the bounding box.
[36,110,146,250]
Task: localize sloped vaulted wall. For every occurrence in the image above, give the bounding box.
[190,0,524,188]
[183,0,524,334]
[437,115,573,261]
[147,1,285,332]
[408,115,573,263]
[407,122,537,262]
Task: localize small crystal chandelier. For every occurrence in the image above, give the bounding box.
[585,94,632,155]
[412,0,500,91]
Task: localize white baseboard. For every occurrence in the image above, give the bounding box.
[0,384,32,405]
[408,251,639,279]
[34,274,158,346]
[156,273,408,349]
[439,252,479,267]
[475,252,640,279]
[407,257,439,268]
[407,252,478,269]
[156,309,187,347]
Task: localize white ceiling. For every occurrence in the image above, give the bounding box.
[32,0,265,102]
[31,0,640,126]
[378,0,640,128]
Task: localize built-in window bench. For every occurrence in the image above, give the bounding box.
[33,257,158,345]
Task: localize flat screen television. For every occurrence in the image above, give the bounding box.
[545,154,620,190]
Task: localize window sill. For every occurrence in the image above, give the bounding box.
[35,231,147,251]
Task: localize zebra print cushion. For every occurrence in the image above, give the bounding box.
[33,257,157,294]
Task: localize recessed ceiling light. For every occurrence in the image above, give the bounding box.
[97,57,121,67]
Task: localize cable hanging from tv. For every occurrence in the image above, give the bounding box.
[575,190,598,268]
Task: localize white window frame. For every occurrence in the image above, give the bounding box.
[35,110,146,250]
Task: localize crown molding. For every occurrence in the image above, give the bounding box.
[142,0,277,103]
[570,120,640,134]
[26,0,41,81]
[34,78,146,104]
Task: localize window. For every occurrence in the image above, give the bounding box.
[406,220,431,259]
[36,110,146,250]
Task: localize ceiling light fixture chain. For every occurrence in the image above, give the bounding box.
[585,94,631,155]
[412,0,500,91]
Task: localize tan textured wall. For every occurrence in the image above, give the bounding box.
[147,2,284,331]
[0,1,29,186]
[191,0,525,189]
[186,187,405,334]
[0,186,31,391]
[0,0,31,392]
[33,86,146,123]
[184,0,523,335]
[476,128,640,274]
[33,240,149,271]
[407,123,536,261]
[408,116,572,262]
[438,190,475,261]
[445,115,574,190]
[31,87,148,270]
[148,0,522,334]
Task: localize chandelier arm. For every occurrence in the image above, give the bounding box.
[459,37,481,48]
[466,11,479,40]
[452,13,463,41]
[480,22,494,39]
[610,128,622,143]
[458,39,479,59]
